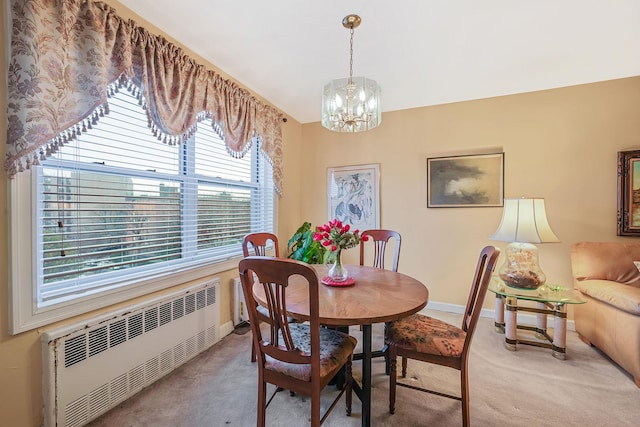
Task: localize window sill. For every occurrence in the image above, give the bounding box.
[12,255,242,335]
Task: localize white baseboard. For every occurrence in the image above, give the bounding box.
[220,302,577,337]
[220,320,235,337]
[424,301,577,332]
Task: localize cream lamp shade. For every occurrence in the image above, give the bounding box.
[490,198,559,289]
[490,198,560,244]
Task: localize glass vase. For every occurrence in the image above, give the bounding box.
[328,249,349,282]
[498,242,546,289]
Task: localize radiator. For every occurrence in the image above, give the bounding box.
[42,279,220,427]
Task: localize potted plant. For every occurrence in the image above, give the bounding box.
[287,222,332,264]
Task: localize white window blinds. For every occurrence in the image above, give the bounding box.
[37,85,274,304]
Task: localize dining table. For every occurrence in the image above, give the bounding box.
[253,263,429,427]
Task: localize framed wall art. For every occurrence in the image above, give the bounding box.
[617,149,640,236]
[427,152,504,208]
[327,163,380,230]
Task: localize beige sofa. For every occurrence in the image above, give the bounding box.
[570,242,640,387]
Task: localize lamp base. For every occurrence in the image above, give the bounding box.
[498,242,546,290]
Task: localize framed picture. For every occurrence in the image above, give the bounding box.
[327,163,380,230]
[427,152,504,208]
[617,149,640,236]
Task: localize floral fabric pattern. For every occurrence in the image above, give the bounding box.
[385,313,466,357]
[5,0,284,195]
[264,323,357,382]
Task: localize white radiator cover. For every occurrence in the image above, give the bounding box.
[42,279,220,427]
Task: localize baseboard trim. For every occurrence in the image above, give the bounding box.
[220,302,577,337]
[220,320,234,337]
[424,301,577,332]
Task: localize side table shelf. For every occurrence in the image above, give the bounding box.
[489,278,586,360]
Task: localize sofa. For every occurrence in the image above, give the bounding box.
[570,242,640,387]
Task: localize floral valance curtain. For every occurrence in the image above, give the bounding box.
[5,0,284,194]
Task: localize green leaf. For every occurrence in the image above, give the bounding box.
[286,221,327,264]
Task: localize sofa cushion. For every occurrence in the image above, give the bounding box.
[571,242,640,286]
[575,279,640,315]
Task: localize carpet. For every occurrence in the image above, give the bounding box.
[88,310,640,426]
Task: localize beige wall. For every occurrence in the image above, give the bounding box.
[300,78,640,305]
[1,1,639,425]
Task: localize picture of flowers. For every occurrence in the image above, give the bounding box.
[327,164,380,230]
[427,153,504,208]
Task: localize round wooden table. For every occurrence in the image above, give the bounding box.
[253,264,429,427]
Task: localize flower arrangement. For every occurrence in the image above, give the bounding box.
[313,219,368,253]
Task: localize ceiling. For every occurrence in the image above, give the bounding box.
[118,0,640,124]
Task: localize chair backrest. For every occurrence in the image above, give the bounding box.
[359,229,401,272]
[242,232,280,257]
[238,256,320,370]
[461,245,500,355]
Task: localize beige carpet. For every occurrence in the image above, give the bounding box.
[88,310,640,426]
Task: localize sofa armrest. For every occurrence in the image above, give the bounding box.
[575,279,640,315]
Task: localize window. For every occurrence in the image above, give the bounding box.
[9,85,275,333]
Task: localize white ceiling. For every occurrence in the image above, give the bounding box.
[118,0,640,124]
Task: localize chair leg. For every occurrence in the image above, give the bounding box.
[345,358,353,416]
[311,386,321,427]
[401,356,408,378]
[257,375,266,427]
[383,322,390,375]
[389,346,397,414]
[251,320,262,363]
[382,344,390,375]
[461,366,470,427]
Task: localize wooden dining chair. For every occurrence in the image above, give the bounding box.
[358,229,402,373]
[242,232,280,363]
[385,245,500,427]
[238,256,357,427]
[359,229,401,272]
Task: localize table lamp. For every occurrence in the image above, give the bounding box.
[490,198,560,289]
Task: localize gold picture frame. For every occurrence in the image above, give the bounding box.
[617,149,640,236]
[427,153,504,208]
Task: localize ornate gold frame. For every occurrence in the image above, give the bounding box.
[617,149,640,236]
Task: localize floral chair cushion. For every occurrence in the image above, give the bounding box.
[265,323,357,382]
[385,314,466,357]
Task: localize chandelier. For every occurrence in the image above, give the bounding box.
[322,14,381,132]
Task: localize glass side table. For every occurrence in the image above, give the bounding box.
[488,277,586,359]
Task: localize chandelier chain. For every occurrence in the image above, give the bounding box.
[348,27,354,85]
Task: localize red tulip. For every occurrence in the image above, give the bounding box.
[331,245,337,251]
[362,235,369,242]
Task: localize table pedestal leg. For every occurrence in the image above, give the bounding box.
[361,324,372,427]
[552,304,567,360]
[504,296,517,351]
[494,294,505,333]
